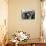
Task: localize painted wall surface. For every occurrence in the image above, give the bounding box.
[8,0,41,39]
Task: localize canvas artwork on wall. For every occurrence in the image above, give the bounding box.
[21,10,35,19]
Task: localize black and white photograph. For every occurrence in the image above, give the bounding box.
[21,10,35,19]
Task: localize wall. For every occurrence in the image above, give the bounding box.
[8,0,41,39]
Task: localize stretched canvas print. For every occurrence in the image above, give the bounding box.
[21,10,35,20]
